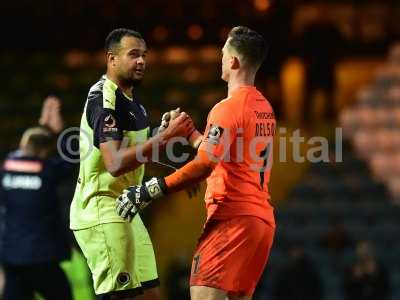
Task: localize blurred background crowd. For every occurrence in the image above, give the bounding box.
[1,0,400,299]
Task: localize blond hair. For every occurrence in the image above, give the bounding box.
[20,126,54,154]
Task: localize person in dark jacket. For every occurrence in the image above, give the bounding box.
[0,96,74,300]
[344,240,390,300]
[272,243,323,300]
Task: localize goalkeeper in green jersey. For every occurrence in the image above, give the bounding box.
[70,28,195,300]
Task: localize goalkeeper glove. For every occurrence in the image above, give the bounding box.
[116,177,167,221]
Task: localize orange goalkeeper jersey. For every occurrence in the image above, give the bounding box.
[198,86,276,225]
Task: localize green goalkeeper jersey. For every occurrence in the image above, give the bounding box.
[70,76,150,230]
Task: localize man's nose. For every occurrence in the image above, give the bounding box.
[137,56,145,65]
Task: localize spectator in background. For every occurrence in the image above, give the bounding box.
[0,264,4,297]
[301,5,344,123]
[344,240,390,300]
[320,216,353,255]
[272,243,323,300]
[0,96,74,300]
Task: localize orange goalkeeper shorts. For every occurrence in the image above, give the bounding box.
[189,216,275,296]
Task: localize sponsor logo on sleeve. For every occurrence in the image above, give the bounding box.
[206,124,224,145]
[103,114,118,133]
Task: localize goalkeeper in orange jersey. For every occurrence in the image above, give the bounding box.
[116,26,276,300]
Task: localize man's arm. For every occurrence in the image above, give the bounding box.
[37,95,78,179]
[115,150,216,220]
[100,136,165,177]
[101,113,195,177]
[188,130,203,149]
[158,108,203,149]
[164,150,216,193]
[115,102,238,220]
[39,96,64,134]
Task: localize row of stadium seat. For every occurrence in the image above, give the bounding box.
[262,45,400,298]
[340,44,400,202]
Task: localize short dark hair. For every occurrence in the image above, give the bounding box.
[105,28,143,52]
[227,26,268,69]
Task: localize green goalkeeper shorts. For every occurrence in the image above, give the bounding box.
[73,215,159,295]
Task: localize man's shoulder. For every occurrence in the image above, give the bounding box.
[236,86,266,103]
[239,87,274,114]
[212,96,237,111]
[87,76,120,110]
[216,87,255,107]
[85,76,118,118]
[210,93,246,117]
[87,76,106,101]
[5,150,22,160]
[84,79,107,127]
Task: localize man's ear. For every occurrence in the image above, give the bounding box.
[231,55,240,70]
[107,51,116,66]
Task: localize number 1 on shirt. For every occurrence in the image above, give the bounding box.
[259,143,271,190]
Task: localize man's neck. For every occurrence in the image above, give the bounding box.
[20,148,46,158]
[227,71,255,97]
[106,72,133,98]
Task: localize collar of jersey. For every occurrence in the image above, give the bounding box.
[103,75,134,102]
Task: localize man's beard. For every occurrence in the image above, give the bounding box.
[131,77,143,87]
[121,76,143,87]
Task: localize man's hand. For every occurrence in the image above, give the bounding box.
[157,107,181,134]
[160,112,196,140]
[116,177,166,221]
[158,108,202,148]
[39,96,64,134]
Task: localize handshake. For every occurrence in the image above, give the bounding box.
[157,108,202,148]
[115,108,203,221]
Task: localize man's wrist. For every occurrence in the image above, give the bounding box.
[188,130,202,149]
[144,177,167,199]
[152,131,169,148]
